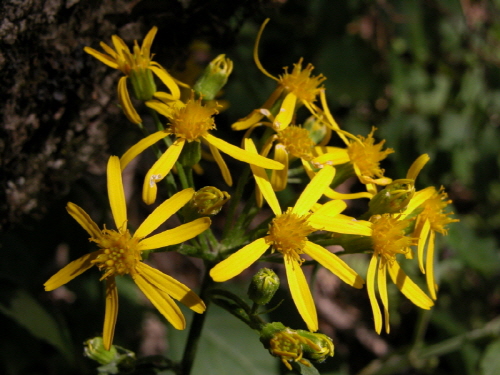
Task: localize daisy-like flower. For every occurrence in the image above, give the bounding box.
[44,156,210,350]
[411,186,459,300]
[232,19,326,132]
[122,93,284,205]
[366,213,434,334]
[84,26,180,124]
[209,139,372,332]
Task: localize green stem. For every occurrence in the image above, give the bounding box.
[222,166,250,238]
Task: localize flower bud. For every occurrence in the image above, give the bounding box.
[187,186,230,218]
[368,179,415,215]
[83,337,117,365]
[193,54,233,100]
[247,268,280,305]
[84,337,136,372]
[295,330,334,362]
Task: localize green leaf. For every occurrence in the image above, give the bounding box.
[0,286,74,363]
[292,360,321,375]
[480,339,500,375]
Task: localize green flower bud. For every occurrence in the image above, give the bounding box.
[129,68,157,101]
[83,337,118,365]
[184,186,230,220]
[247,268,280,305]
[193,54,233,100]
[368,179,415,215]
[295,330,334,362]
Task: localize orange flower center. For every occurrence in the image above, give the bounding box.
[91,228,141,280]
[370,214,416,265]
[420,188,459,234]
[277,126,315,160]
[169,97,217,141]
[347,128,394,180]
[266,208,315,263]
[278,58,325,104]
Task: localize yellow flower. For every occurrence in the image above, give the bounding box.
[84,27,180,124]
[210,139,372,332]
[410,186,459,300]
[232,19,325,132]
[122,94,284,205]
[44,156,210,350]
[367,213,434,334]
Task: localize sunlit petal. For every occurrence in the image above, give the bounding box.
[387,261,434,310]
[377,262,390,334]
[120,131,169,171]
[313,200,347,217]
[417,219,431,273]
[367,255,382,334]
[402,187,436,216]
[304,241,364,288]
[103,277,118,350]
[107,156,127,229]
[210,238,269,282]
[207,141,232,186]
[66,202,101,239]
[270,145,289,192]
[426,230,437,300]
[149,65,181,100]
[44,251,100,291]
[406,154,430,181]
[273,92,296,131]
[284,256,318,332]
[293,165,335,216]
[308,213,372,236]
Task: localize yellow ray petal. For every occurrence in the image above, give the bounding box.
[304,241,364,288]
[417,219,431,273]
[44,251,100,291]
[245,138,281,216]
[103,277,118,350]
[308,213,372,236]
[207,141,232,186]
[120,131,168,171]
[107,156,127,229]
[426,230,437,300]
[319,90,348,144]
[273,92,296,131]
[377,262,390,334]
[117,76,142,124]
[387,261,434,310]
[136,262,206,313]
[149,64,181,101]
[324,188,373,200]
[141,26,158,57]
[284,256,318,332]
[210,238,269,282]
[402,187,436,216]
[253,18,278,81]
[99,41,118,59]
[367,255,382,334]
[231,110,265,131]
[406,154,430,181]
[142,138,185,205]
[133,273,186,329]
[270,145,289,192]
[293,165,335,216]
[83,46,119,69]
[313,200,347,217]
[135,188,195,239]
[138,217,211,251]
[66,202,101,239]
[111,35,130,59]
[203,133,284,170]
[313,146,350,164]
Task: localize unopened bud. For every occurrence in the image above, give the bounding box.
[295,330,334,362]
[83,337,117,365]
[193,54,233,100]
[248,268,280,305]
[84,337,136,372]
[368,179,415,215]
[189,186,230,217]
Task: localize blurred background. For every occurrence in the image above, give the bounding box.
[1,0,500,374]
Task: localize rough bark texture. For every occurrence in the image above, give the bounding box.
[0,0,273,230]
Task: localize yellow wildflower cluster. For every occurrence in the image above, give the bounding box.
[44,22,459,370]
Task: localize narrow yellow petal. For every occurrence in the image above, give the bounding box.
[149,65,181,100]
[319,90,348,144]
[367,255,382,334]
[402,187,436,216]
[293,165,335,216]
[417,219,431,273]
[107,156,127,229]
[44,251,99,291]
[210,238,269,282]
[141,26,158,57]
[103,277,118,350]
[387,261,434,310]
[284,256,318,332]
[207,141,232,186]
[136,263,206,313]
[245,138,281,216]
[273,93,296,131]
[313,200,347,217]
[231,110,265,131]
[133,273,186,329]
[146,99,177,117]
[270,145,289,192]
[304,241,364,288]
[253,18,278,81]
[142,138,185,205]
[308,213,373,236]
[120,130,169,171]
[377,262,390,334]
[111,35,130,58]
[324,188,373,200]
[406,154,430,181]
[66,202,101,239]
[138,217,211,251]
[99,41,118,59]
[135,188,194,239]
[117,76,142,124]
[83,46,119,69]
[426,230,437,300]
[203,133,284,170]
[313,146,350,164]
